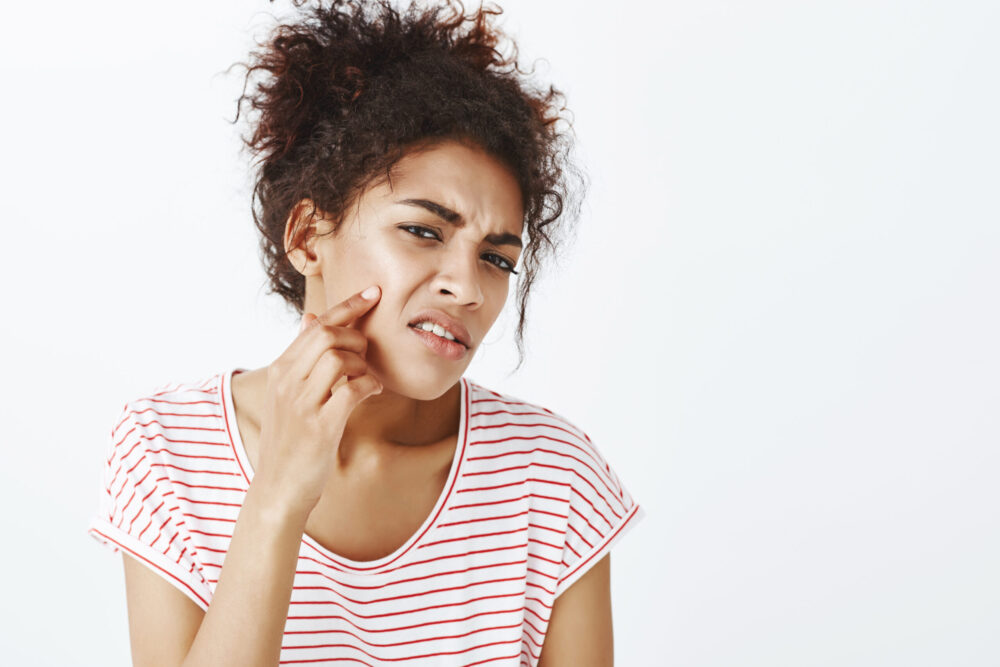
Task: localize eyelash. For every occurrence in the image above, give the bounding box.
[400,224,519,275]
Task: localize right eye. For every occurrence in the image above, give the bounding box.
[400,224,441,241]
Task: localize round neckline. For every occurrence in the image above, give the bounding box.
[220,367,470,572]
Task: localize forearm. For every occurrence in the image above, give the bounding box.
[181,482,309,667]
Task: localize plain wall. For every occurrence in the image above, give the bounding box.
[1,1,998,665]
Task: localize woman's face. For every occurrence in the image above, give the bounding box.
[291,139,525,400]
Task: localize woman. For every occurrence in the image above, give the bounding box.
[87,1,643,664]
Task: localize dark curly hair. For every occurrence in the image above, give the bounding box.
[234,0,584,369]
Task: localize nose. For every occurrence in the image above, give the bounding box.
[431,244,484,308]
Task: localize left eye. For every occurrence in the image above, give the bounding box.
[483,253,516,273]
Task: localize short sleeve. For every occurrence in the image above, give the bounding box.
[555,432,645,598]
[87,401,213,610]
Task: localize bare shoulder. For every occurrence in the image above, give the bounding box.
[122,553,205,666]
[538,553,614,667]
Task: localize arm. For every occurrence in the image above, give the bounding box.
[537,553,614,667]
[122,288,386,666]
[122,482,310,667]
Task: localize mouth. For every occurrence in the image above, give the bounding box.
[407,322,469,348]
[408,323,469,361]
[405,311,472,349]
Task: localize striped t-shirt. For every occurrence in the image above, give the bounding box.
[88,369,644,666]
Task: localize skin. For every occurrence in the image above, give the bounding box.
[287,137,526,456]
[121,138,614,665]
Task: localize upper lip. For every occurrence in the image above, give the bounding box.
[407,309,472,348]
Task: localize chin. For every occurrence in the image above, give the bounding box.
[365,352,465,403]
[383,370,460,401]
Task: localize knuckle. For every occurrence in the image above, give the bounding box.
[321,325,342,344]
[321,348,346,370]
[322,347,344,362]
[273,376,292,397]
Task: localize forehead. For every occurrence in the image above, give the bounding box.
[368,140,525,235]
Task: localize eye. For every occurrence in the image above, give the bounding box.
[400,224,519,275]
[483,252,519,275]
[401,224,441,240]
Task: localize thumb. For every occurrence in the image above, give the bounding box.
[299,312,316,333]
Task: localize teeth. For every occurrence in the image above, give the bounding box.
[415,321,458,342]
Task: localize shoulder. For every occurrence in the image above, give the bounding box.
[463,379,621,492]
[461,379,642,597]
[109,371,229,458]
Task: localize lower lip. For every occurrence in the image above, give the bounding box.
[408,325,468,361]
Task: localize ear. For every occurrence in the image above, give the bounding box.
[283,198,329,277]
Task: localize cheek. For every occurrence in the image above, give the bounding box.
[323,245,401,301]
[357,295,404,349]
[487,280,512,313]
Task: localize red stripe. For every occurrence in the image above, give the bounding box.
[463,652,524,667]
[284,607,521,636]
[301,542,531,578]
[149,462,242,476]
[457,478,570,494]
[282,621,521,650]
[131,419,226,433]
[184,512,237,523]
[438,510,529,528]
[287,591,525,622]
[448,492,566,510]
[418,527,528,549]
[471,408,554,419]
[470,421,583,440]
[175,496,244,508]
[296,560,527,592]
[290,575,527,607]
[117,430,231,449]
[140,397,220,406]
[558,504,641,588]
[277,637,522,664]
[136,517,154,543]
[470,395,551,411]
[152,476,244,493]
[281,659,374,667]
[127,406,223,420]
[141,448,235,462]
[188,528,234,540]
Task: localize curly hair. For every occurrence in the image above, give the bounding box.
[234,0,583,369]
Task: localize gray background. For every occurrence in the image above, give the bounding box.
[1,0,997,665]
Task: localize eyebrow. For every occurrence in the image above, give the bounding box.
[397,198,523,249]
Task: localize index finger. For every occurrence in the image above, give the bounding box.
[314,285,381,328]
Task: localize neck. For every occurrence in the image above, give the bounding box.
[340,380,462,452]
[235,366,461,466]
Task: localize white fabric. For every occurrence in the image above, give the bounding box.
[88,369,644,666]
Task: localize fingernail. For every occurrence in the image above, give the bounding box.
[361,285,380,300]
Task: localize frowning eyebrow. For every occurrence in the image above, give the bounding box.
[397,198,523,249]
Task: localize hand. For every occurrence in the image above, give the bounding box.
[252,285,383,517]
